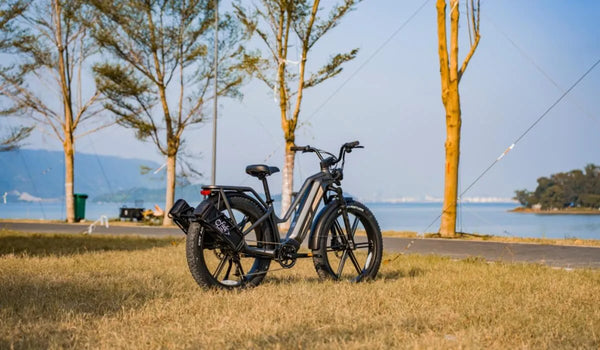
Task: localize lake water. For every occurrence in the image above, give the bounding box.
[1,201,599,240]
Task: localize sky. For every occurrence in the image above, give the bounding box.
[9,0,600,202]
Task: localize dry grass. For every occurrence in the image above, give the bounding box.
[1,231,599,349]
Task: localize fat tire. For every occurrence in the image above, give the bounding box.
[186,195,275,290]
[312,200,382,282]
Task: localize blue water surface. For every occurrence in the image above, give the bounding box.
[1,201,599,240]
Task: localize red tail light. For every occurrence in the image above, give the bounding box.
[200,189,211,196]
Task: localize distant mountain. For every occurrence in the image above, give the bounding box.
[0,149,165,199]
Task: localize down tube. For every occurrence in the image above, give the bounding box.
[285,179,325,244]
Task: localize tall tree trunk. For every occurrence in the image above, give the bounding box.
[437,0,463,237]
[163,154,176,226]
[280,140,295,231]
[439,87,461,236]
[157,82,175,227]
[55,0,76,223]
[64,135,75,223]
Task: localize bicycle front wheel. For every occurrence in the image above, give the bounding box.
[312,200,382,282]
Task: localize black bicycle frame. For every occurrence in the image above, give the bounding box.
[201,170,337,258]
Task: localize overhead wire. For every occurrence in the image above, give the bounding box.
[300,0,432,127]
[485,14,598,123]
[387,54,599,263]
[248,1,598,242]
[260,0,432,162]
[425,11,600,235]
[421,56,600,234]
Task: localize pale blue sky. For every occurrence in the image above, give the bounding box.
[15,0,600,201]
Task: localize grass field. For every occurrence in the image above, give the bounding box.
[1,230,599,349]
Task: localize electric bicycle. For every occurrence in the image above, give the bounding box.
[169,141,382,289]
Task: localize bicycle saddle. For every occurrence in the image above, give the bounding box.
[245,164,280,178]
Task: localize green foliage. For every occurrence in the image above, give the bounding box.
[233,0,361,118]
[87,0,244,156]
[514,164,600,209]
[304,49,359,88]
[0,0,103,140]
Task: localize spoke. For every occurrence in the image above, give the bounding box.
[234,259,246,282]
[333,219,351,247]
[212,254,228,279]
[223,259,233,280]
[347,249,363,275]
[354,242,371,249]
[336,249,349,278]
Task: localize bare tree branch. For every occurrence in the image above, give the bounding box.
[74,121,115,140]
[0,125,33,152]
[458,35,480,82]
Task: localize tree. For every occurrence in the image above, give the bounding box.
[514,189,533,208]
[513,164,600,209]
[0,0,105,222]
[0,125,33,152]
[87,0,243,225]
[436,0,481,237]
[234,0,360,227]
[584,164,600,196]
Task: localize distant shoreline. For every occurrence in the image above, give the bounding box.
[510,207,600,215]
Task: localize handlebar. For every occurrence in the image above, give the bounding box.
[291,141,363,169]
[291,141,361,153]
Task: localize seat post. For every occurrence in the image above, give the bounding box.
[260,177,274,205]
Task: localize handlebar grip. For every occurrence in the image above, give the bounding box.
[344,141,360,148]
[290,145,308,152]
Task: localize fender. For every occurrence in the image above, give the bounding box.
[308,197,354,250]
[193,192,276,251]
[193,192,266,219]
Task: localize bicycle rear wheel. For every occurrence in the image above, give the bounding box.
[312,200,382,282]
[186,195,276,289]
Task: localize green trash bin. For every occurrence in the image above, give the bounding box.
[74,194,88,222]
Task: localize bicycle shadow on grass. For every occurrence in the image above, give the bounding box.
[377,266,426,280]
[261,266,426,286]
[0,232,178,257]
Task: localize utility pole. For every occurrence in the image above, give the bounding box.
[211,0,219,186]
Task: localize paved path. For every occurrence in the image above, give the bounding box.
[2,221,599,268]
[0,221,180,236]
[383,237,600,268]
